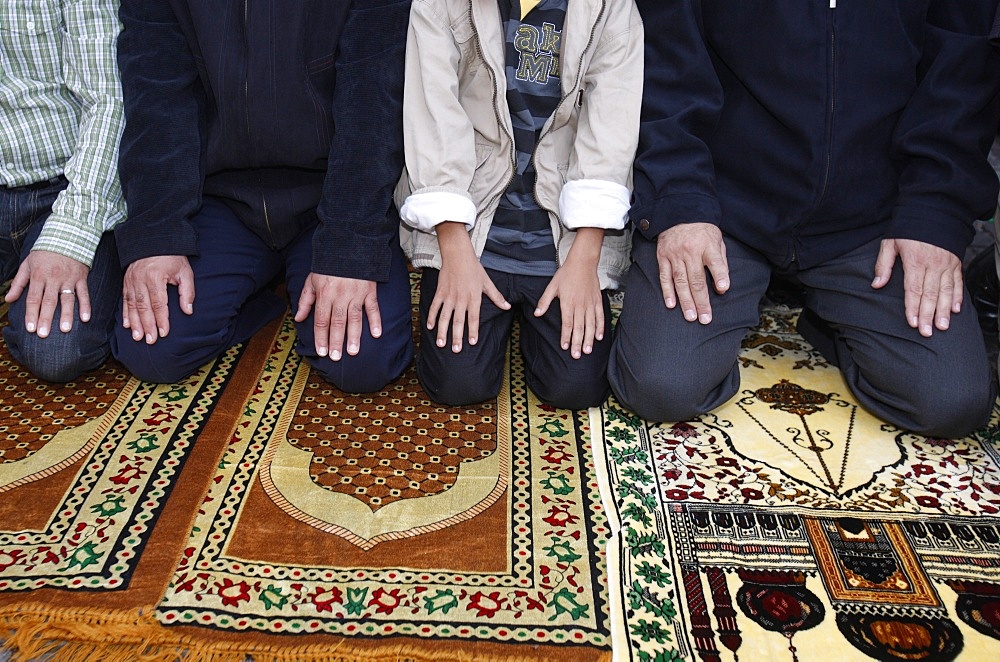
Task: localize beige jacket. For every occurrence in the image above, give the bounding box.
[395,0,643,290]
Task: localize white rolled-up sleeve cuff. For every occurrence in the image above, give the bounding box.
[400,191,477,232]
[558,179,630,230]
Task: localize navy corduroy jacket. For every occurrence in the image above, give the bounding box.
[115,0,411,281]
[632,0,1000,268]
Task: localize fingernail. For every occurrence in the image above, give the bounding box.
[158,327,166,337]
[534,308,542,316]
[60,322,71,332]
[452,343,461,353]
[348,343,358,354]
[699,313,712,324]
[371,327,382,338]
[146,333,154,344]
[718,279,729,290]
[185,304,193,314]
[317,346,327,357]
[684,309,696,321]
[921,324,932,336]
[81,312,90,322]
[938,317,949,330]
[562,342,569,350]
[25,322,35,333]
[132,329,142,341]
[37,326,48,337]
[909,316,918,327]
[469,337,477,345]
[331,350,341,361]
[666,298,675,308]
[437,338,446,347]
[584,345,592,354]
[573,349,581,359]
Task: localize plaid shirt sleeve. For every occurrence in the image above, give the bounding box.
[32,0,126,267]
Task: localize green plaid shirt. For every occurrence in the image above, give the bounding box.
[0,0,125,267]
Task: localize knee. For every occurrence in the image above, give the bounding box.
[609,348,725,423]
[307,335,413,394]
[416,358,500,407]
[531,373,610,411]
[112,331,200,384]
[3,326,108,383]
[902,379,994,439]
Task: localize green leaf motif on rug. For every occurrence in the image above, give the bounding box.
[539,418,570,438]
[544,540,582,564]
[630,618,672,644]
[610,444,646,465]
[423,589,459,615]
[550,587,588,621]
[90,495,127,518]
[540,471,574,496]
[126,433,160,454]
[638,649,684,662]
[345,587,368,616]
[260,584,289,610]
[627,581,676,622]
[64,542,100,571]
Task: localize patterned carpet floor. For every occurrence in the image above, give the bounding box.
[0,284,997,661]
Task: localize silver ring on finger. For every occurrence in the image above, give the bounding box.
[60,289,75,295]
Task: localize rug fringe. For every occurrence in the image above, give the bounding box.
[0,606,602,662]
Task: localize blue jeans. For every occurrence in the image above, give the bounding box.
[112,198,413,391]
[0,178,121,382]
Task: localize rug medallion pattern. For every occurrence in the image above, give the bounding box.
[595,309,1000,662]
[157,317,614,648]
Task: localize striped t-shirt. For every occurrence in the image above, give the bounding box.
[480,0,567,277]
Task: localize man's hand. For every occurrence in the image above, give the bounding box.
[655,222,729,323]
[122,255,195,344]
[430,222,510,353]
[872,237,963,337]
[4,250,91,337]
[295,273,382,361]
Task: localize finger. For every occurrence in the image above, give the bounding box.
[4,265,28,303]
[294,281,316,323]
[121,291,130,329]
[657,255,677,309]
[582,303,597,355]
[672,262,699,323]
[570,305,586,360]
[687,258,714,324]
[934,268,955,332]
[345,301,364,356]
[450,303,466,353]
[23,278,44,335]
[58,287,76,333]
[33,281,58,338]
[365,291,382,338]
[901,263,922,330]
[177,267,196,315]
[312,289,332,357]
[467,296,481,347]
[147,284,173,340]
[952,265,964,313]
[427,293,443,331]
[560,300,573,354]
[594,298,606,343]
[915,270,938,337]
[329,301,349,361]
[483,278,510,311]
[76,280,92,324]
[534,282,557,318]
[706,243,730,294]
[872,240,896,289]
[136,284,161,344]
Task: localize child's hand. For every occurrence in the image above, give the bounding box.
[534,227,605,359]
[429,222,510,353]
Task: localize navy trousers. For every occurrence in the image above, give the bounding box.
[609,236,995,438]
[112,198,413,392]
[1,178,121,382]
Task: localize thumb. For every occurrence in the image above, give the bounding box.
[871,240,897,289]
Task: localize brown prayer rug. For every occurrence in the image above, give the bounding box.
[0,288,613,661]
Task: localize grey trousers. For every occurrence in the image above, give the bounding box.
[609,236,995,438]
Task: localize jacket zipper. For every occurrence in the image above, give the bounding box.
[529,0,607,258]
[470,1,516,228]
[798,0,837,266]
[243,0,274,244]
